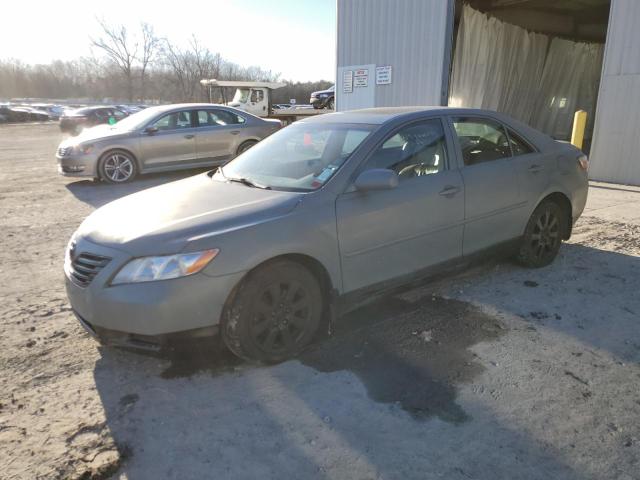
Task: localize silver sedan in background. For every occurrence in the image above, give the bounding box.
[56,104,281,183]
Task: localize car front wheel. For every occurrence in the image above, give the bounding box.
[517,200,565,268]
[222,260,323,363]
[99,150,138,183]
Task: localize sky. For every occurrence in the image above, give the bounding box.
[0,0,336,82]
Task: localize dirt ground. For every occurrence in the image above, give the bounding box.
[1,123,639,480]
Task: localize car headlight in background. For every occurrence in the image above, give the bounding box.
[111,249,219,285]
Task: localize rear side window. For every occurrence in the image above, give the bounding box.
[366,119,448,180]
[197,109,244,126]
[452,117,511,165]
[507,129,535,156]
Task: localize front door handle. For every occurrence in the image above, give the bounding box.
[229,130,240,135]
[528,164,543,173]
[439,185,461,197]
[184,134,195,139]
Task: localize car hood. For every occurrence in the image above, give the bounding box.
[58,125,132,147]
[76,173,302,256]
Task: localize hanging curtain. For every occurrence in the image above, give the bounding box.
[449,5,604,141]
[531,39,604,140]
[449,5,548,124]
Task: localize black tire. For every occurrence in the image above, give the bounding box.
[312,104,321,110]
[98,150,138,184]
[516,200,565,268]
[327,97,334,110]
[236,140,257,156]
[222,260,323,363]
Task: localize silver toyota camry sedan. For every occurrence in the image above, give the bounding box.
[65,107,588,362]
[56,103,280,183]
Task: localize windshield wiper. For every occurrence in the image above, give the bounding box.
[226,176,271,190]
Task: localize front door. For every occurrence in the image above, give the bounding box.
[336,118,465,293]
[139,110,197,168]
[449,116,524,255]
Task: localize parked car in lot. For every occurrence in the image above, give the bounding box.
[32,103,65,120]
[310,85,335,110]
[56,103,281,182]
[59,106,129,135]
[64,106,588,362]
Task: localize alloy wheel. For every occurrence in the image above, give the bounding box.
[103,153,134,182]
[249,281,312,355]
[529,208,560,261]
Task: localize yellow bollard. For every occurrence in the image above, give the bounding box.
[571,110,588,150]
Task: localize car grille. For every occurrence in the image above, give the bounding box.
[69,252,111,287]
[57,146,73,157]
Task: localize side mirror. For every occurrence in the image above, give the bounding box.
[354,169,399,192]
[144,126,158,135]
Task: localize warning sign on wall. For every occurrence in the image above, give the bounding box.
[343,70,353,93]
[375,65,392,85]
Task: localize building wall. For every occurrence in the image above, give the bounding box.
[336,0,452,111]
[589,0,640,185]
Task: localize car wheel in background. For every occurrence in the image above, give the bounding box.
[222,260,323,363]
[236,140,258,156]
[98,150,138,184]
[327,97,334,110]
[516,200,565,268]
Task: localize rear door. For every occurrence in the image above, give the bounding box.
[448,116,525,254]
[336,117,465,293]
[138,110,197,169]
[194,109,245,165]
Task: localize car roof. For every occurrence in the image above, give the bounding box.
[300,106,516,125]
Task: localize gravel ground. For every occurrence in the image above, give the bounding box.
[1,123,639,480]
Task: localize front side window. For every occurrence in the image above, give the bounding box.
[151,111,192,131]
[452,117,511,165]
[250,89,264,103]
[366,119,448,180]
[215,123,374,191]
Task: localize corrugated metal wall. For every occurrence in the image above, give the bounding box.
[336,0,452,111]
[589,0,640,185]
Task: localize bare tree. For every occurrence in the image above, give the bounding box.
[139,22,160,101]
[91,18,138,101]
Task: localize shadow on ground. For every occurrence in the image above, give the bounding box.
[65,167,210,208]
[88,242,640,479]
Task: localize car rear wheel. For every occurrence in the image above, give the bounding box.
[516,200,565,268]
[236,140,257,156]
[99,150,138,183]
[327,97,334,110]
[222,260,323,363]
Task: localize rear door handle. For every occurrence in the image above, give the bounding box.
[528,164,543,173]
[230,130,240,135]
[184,134,195,139]
[439,185,461,197]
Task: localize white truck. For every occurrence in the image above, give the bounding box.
[200,79,326,125]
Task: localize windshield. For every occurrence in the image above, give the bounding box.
[107,107,165,131]
[233,88,250,104]
[215,123,374,192]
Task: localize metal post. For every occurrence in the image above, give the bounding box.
[571,110,588,150]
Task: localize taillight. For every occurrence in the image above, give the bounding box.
[577,154,589,171]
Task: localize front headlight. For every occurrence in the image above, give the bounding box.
[111,249,219,285]
[72,143,94,155]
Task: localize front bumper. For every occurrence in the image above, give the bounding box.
[74,311,219,351]
[65,237,246,337]
[57,153,99,177]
